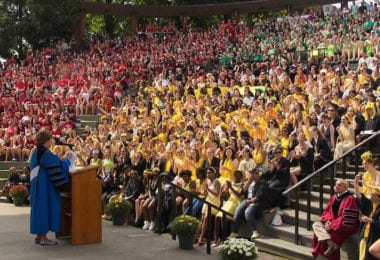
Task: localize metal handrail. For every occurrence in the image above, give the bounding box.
[219,48,328,65]
[156,176,233,254]
[282,130,380,245]
[283,130,380,195]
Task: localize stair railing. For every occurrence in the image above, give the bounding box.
[282,130,380,245]
[156,175,233,254]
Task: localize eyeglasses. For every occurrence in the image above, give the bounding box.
[274,151,282,154]
[269,121,274,124]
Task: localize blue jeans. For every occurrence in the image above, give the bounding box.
[183,198,203,217]
[231,200,263,233]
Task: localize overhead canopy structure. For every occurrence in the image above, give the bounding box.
[81,0,343,17]
[76,0,344,42]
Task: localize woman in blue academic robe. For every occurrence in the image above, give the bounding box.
[30,129,71,245]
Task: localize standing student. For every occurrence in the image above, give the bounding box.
[354,173,380,260]
[30,128,72,245]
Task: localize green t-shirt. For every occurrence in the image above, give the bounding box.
[364,20,375,31]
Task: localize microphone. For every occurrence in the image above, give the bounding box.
[54,137,74,150]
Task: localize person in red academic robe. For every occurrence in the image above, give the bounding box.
[312,179,359,260]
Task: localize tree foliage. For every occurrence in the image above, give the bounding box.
[0,0,80,58]
[0,0,287,57]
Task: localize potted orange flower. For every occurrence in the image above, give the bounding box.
[9,185,28,206]
[106,199,132,225]
[169,215,200,250]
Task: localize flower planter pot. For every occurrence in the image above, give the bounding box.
[112,213,126,225]
[13,197,25,206]
[178,235,194,250]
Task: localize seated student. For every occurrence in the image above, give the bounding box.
[175,169,194,214]
[140,168,160,231]
[183,167,207,217]
[120,169,143,204]
[229,168,273,240]
[101,169,118,220]
[0,167,21,203]
[109,169,143,224]
[20,166,31,204]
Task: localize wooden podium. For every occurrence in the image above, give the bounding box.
[57,165,102,245]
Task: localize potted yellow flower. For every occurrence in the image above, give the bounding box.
[9,185,28,206]
[106,199,132,225]
[169,215,200,250]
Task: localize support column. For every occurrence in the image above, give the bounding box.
[73,12,86,47]
[232,9,240,26]
[130,15,138,34]
[181,15,188,31]
[341,0,349,9]
[287,4,292,15]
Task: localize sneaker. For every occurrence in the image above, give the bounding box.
[251,231,260,240]
[102,214,111,221]
[149,221,156,231]
[227,232,239,239]
[39,239,58,245]
[142,221,150,230]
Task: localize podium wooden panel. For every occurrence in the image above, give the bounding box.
[57,166,102,245]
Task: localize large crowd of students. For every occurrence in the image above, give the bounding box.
[1,1,380,254]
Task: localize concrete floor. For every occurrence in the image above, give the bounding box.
[0,202,288,260]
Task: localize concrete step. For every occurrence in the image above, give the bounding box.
[289,198,324,216]
[254,237,314,260]
[312,184,355,196]
[257,164,362,259]
[264,224,314,247]
[77,115,101,121]
[255,227,357,260]
[300,190,330,204]
[79,120,99,128]
[281,208,320,230]
[0,162,29,178]
[77,114,100,129]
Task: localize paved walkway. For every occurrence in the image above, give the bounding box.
[0,202,287,260]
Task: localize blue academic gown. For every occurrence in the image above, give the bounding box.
[30,148,70,234]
